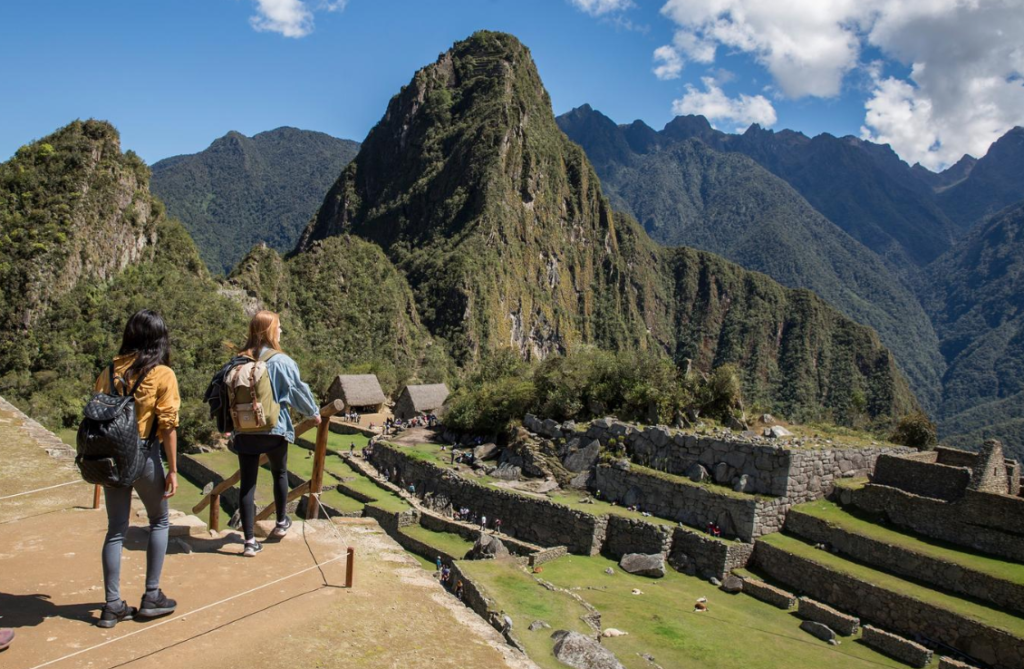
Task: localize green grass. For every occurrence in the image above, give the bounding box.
[464,555,911,669]
[792,500,1024,586]
[317,487,367,514]
[296,431,372,457]
[168,473,208,517]
[457,560,593,669]
[833,477,869,491]
[625,462,768,500]
[325,459,411,513]
[56,428,77,447]
[760,533,1024,638]
[400,524,475,559]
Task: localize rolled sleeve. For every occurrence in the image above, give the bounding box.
[285,361,319,418]
[154,368,181,433]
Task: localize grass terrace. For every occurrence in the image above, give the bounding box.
[759,533,1024,638]
[400,524,475,559]
[325,459,411,513]
[625,462,770,501]
[792,500,1024,586]
[463,554,911,669]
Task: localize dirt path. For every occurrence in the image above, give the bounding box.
[0,397,538,669]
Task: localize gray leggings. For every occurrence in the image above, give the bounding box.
[102,446,169,604]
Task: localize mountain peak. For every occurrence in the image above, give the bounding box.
[661,114,716,141]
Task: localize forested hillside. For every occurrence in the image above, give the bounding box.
[557,106,942,409]
[299,31,918,424]
[151,127,359,274]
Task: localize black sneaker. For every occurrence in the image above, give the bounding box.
[97,600,137,628]
[243,540,263,557]
[138,589,177,618]
[271,516,292,538]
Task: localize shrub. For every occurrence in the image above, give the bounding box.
[889,411,937,449]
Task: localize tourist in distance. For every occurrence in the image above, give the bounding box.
[94,309,180,628]
[231,311,320,558]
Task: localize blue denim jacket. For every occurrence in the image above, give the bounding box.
[257,348,319,443]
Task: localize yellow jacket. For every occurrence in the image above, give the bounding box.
[94,353,180,442]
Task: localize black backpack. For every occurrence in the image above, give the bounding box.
[76,365,156,488]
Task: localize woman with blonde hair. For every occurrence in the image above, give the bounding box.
[232,310,319,557]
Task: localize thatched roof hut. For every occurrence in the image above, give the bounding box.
[327,374,387,412]
[394,383,449,420]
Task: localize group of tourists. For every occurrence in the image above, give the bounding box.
[383,413,440,436]
[435,556,464,600]
[453,507,502,533]
[73,308,321,629]
[340,409,361,423]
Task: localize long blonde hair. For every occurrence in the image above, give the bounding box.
[240,310,282,358]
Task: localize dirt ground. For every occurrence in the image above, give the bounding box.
[0,399,537,669]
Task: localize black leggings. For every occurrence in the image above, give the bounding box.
[237,438,289,541]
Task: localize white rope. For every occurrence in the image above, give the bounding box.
[0,479,84,501]
[25,551,350,669]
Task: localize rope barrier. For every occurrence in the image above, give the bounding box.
[0,479,84,501]
[25,550,350,669]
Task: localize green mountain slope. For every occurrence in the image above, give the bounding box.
[557,106,943,410]
[299,31,918,424]
[937,127,1024,230]
[922,199,1024,459]
[151,127,360,274]
[0,121,437,448]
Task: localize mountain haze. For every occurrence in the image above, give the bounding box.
[300,31,918,423]
[151,127,360,274]
[558,105,943,409]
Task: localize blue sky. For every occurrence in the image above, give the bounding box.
[1,1,1022,169]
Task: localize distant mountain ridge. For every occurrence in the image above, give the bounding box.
[558,106,959,270]
[299,31,918,423]
[936,127,1024,230]
[557,104,944,409]
[151,127,360,274]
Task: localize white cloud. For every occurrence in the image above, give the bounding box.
[653,45,683,80]
[672,77,777,131]
[568,0,635,16]
[250,0,347,38]
[655,0,1024,169]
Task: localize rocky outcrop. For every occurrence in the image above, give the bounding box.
[551,631,624,669]
[465,533,511,560]
[619,553,666,578]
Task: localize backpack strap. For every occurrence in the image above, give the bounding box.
[127,367,152,397]
[259,349,279,363]
[108,364,118,396]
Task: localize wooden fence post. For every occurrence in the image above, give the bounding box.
[307,400,343,521]
[345,547,355,588]
[209,493,220,533]
[92,484,102,510]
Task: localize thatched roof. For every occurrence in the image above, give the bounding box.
[331,374,386,407]
[401,383,450,412]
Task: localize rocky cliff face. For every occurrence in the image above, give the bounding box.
[299,31,918,422]
[0,120,159,370]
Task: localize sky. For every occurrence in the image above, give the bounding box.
[1,0,1022,170]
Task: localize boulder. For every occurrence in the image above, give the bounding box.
[765,426,794,439]
[473,442,499,461]
[713,462,733,484]
[604,568,615,575]
[551,631,625,669]
[719,575,744,593]
[612,459,631,471]
[563,440,601,472]
[619,553,666,578]
[733,475,750,493]
[709,577,722,586]
[491,463,522,481]
[464,534,511,560]
[685,463,708,483]
[528,620,551,632]
[800,621,837,643]
[569,470,592,490]
[622,486,643,508]
[727,415,747,431]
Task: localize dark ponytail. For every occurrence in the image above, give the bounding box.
[119,309,170,380]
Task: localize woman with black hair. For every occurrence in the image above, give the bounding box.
[93,309,180,628]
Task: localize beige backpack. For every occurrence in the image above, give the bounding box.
[226,350,280,432]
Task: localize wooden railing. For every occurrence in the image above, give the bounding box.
[191,399,344,531]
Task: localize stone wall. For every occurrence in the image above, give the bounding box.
[602,516,673,559]
[669,527,754,580]
[940,657,980,669]
[848,484,1024,563]
[593,464,787,541]
[448,561,528,653]
[797,597,859,636]
[369,445,607,554]
[418,513,540,557]
[580,418,911,500]
[753,541,1024,669]
[861,626,933,668]
[740,578,796,609]
[786,510,1024,615]
[871,453,972,501]
[935,447,981,468]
